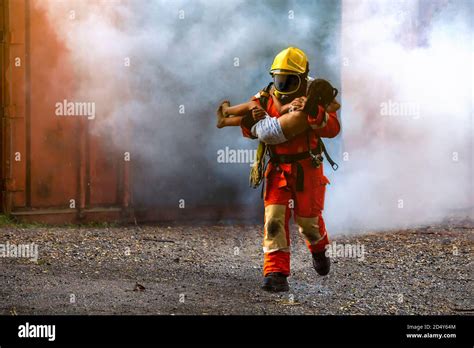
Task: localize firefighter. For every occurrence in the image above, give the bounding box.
[240,47,341,292]
[216,79,339,144]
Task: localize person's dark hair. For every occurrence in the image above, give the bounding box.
[303,79,338,116]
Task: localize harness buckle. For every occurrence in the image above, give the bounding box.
[309,151,323,168]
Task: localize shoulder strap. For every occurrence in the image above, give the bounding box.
[258,82,274,111]
[318,138,339,170]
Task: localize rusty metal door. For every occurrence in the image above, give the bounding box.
[1,0,130,223]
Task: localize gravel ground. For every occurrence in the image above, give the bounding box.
[0,220,472,315]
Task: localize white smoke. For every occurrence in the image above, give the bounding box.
[326,0,473,232]
[36,0,472,231]
[35,0,339,211]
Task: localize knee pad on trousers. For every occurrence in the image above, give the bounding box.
[263,204,289,253]
[295,215,325,245]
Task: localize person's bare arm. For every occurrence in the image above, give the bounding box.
[279,103,293,115]
[278,110,310,140]
[277,97,341,140]
[326,99,341,113]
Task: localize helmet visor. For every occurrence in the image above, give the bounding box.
[272,73,301,94]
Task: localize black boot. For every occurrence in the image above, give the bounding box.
[261,272,289,292]
[312,251,330,276]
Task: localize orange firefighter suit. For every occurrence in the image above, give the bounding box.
[242,94,340,276]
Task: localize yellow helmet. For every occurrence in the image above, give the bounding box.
[270,47,308,74]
